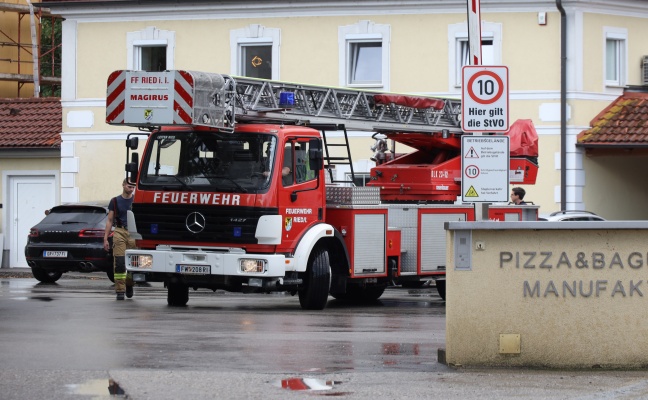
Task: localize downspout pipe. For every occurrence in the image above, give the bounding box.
[557,0,567,211]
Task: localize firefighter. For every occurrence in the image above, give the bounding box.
[104,178,136,300]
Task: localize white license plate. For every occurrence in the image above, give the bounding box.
[176,265,210,274]
[43,251,68,258]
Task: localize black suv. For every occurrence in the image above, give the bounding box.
[24,201,114,283]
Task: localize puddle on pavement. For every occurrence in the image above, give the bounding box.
[67,378,127,397]
[11,296,55,302]
[273,377,342,391]
[3,279,35,294]
[31,296,54,302]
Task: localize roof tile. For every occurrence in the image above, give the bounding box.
[578,89,648,147]
[0,98,62,149]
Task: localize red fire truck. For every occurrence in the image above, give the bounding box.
[106,70,539,309]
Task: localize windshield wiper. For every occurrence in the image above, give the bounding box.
[202,175,248,193]
[157,175,194,191]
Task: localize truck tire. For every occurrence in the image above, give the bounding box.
[435,279,446,301]
[31,267,62,283]
[298,246,331,310]
[167,281,189,307]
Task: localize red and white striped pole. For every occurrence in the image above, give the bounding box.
[467,0,482,66]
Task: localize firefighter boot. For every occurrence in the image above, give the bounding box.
[114,256,127,300]
[125,271,134,298]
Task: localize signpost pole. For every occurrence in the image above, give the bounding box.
[467,0,484,219]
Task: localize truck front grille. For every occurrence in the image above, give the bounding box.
[132,203,278,245]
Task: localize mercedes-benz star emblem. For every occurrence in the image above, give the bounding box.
[186,212,206,234]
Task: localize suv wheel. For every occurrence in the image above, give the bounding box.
[31,267,63,283]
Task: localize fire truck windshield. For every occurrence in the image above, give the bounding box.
[139,131,277,193]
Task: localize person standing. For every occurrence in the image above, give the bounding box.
[104,179,136,300]
[510,187,527,205]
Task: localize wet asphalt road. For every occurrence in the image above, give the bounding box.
[1,272,648,399]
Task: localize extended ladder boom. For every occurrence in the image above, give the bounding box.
[106,70,462,134]
[234,76,462,133]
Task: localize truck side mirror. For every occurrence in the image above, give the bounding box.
[126,137,139,150]
[309,139,323,171]
[125,152,139,183]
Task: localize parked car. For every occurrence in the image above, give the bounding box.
[24,201,114,283]
[540,210,606,222]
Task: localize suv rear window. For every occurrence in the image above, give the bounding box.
[43,207,106,224]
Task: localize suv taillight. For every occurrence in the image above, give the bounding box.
[29,228,39,238]
[79,229,104,238]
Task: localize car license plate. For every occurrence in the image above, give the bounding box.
[176,265,210,274]
[43,251,68,258]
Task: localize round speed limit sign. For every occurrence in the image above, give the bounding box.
[461,66,509,132]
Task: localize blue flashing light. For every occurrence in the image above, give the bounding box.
[279,91,295,108]
[233,227,242,237]
[150,224,158,234]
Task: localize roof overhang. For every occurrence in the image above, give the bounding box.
[575,143,648,157]
[0,148,60,158]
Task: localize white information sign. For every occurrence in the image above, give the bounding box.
[461,135,510,203]
[461,66,509,133]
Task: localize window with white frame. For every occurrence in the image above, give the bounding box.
[348,41,382,85]
[240,43,273,79]
[127,27,175,71]
[230,25,280,80]
[604,28,627,87]
[339,21,390,90]
[456,37,494,84]
[139,46,166,72]
[448,22,501,91]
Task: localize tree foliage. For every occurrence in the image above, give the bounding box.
[39,16,62,97]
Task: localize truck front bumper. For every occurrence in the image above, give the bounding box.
[126,245,292,281]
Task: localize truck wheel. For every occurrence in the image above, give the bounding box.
[167,281,189,306]
[31,267,62,283]
[298,246,331,310]
[435,279,446,301]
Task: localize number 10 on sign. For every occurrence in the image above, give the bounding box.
[461,66,509,133]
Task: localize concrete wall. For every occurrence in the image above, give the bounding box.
[445,221,648,368]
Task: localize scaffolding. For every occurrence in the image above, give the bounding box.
[0,1,61,98]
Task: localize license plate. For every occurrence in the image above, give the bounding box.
[43,251,68,258]
[176,265,210,274]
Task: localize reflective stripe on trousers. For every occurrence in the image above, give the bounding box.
[113,227,135,293]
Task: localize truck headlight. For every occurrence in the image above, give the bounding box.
[129,254,153,269]
[240,259,267,273]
